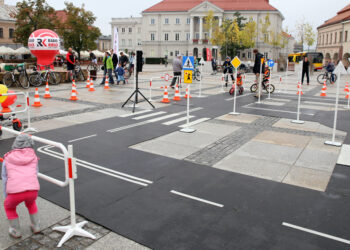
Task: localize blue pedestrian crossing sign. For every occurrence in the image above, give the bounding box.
[183,56,195,71]
[267,59,275,68]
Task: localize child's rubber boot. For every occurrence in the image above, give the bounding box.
[8,219,22,238]
[30,213,41,234]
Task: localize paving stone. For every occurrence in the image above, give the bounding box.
[283,166,332,192]
[6,238,42,250]
[252,130,311,148]
[216,113,261,124]
[294,148,338,172]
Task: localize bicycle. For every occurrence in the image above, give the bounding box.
[194,68,202,81]
[29,65,61,87]
[250,81,275,94]
[3,64,30,89]
[74,62,85,82]
[317,71,337,84]
[87,61,100,72]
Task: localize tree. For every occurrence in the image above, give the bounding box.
[233,11,246,30]
[240,18,257,49]
[56,2,101,60]
[259,14,271,44]
[203,10,218,39]
[14,0,57,46]
[304,23,316,50]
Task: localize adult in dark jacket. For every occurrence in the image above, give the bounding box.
[119,52,128,67]
[301,57,310,85]
[111,49,118,81]
[253,49,265,97]
[66,48,75,81]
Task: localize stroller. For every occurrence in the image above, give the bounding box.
[229,72,244,95]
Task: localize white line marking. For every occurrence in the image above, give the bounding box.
[68,134,97,143]
[179,118,210,128]
[107,107,203,133]
[147,113,184,122]
[282,222,350,245]
[163,115,195,125]
[225,92,253,101]
[38,145,152,186]
[133,111,167,120]
[170,190,224,208]
[243,105,315,116]
[119,109,152,117]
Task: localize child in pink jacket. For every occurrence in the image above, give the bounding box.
[2,134,40,238]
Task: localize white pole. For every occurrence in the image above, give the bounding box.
[180,83,196,133]
[24,92,38,133]
[284,58,288,93]
[68,145,76,227]
[267,67,272,99]
[325,71,342,147]
[133,53,137,90]
[346,95,350,109]
[220,74,225,92]
[291,66,304,124]
[230,68,240,115]
[149,78,153,101]
[257,60,263,104]
[198,63,203,97]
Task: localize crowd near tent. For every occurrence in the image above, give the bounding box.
[0,46,16,55]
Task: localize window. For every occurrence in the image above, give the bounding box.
[151,18,155,25]
[137,39,141,46]
[204,33,209,39]
[165,18,169,24]
[335,32,337,44]
[129,28,132,33]
[195,33,199,39]
[186,33,190,41]
[322,34,324,45]
[340,32,343,43]
[151,33,155,41]
[175,50,179,56]
[165,33,169,41]
[242,53,246,58]
[122,28,125,33]
[0,28,3,38]
[122,39,125,46]
[151,49,155,57]
[345,31,348,42]
[186,18,191,24]
[326,34,328,44]
[330,33,332,44]
[175,33,180,41]
[138,27,141,33]
[170,52,173,56]
[128,39,132,46]
[264,52,268,59]
[248,52,251,59]
[176,18,180,24]
[264,33,269,43]
[9,28,14,39]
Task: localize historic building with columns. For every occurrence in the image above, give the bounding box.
[317,4,350,67]
[110,0,285,61]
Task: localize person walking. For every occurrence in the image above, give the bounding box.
[111,49,119,82]
[170,55,183,89]
[223,56,234,87]
[301,57,310,85]
[66,47,76,82]
[119,52,128,68]
[253,49,265,97]
[2,134,41,238]
[100,51,114,85]
[211,57,217,75]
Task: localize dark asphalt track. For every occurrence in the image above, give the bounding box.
[1,88,350,249]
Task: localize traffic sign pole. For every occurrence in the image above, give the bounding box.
[180,84,196,133]
[198,61,205,98]
[257,59,263,104]
[229,67,240,115]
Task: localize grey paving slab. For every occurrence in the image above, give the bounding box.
[234,141,303,165]
[156,131,222,148]
[307,137,342,154]
[192,122,240,137]
[130,140,200,159]
[295,148,339,173]
[214,155,292,182]
[216,113,262,124]
[0,186,69,249]
[337,144,350,166]
[86,232,150,250]
[283,166,332,192]
[252,130,311,148]
[273,118,320,132]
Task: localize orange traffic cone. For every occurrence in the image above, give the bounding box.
[70,83,78,101]
[161,86,170,103]
[1,106,11,113]
[173,84,181,101]
[104,78,110,90]
[89,79,95,92]
[296,82,303,96]
[44,81,51,98]
[184,87,192,99]
[32,88,42,107]
[344,82,349,93]
[346,94,349,99]
[320,81,327,97]
[85,77,90,88]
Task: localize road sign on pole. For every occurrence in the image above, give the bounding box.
[231,56,241,69]
[183,56,195,71]
[184,70,193,84]
[230,56,241,115]
[268,59,275,68]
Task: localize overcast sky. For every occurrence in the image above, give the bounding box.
[5,0,350,37]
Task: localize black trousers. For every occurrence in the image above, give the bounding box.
[302,70,309,84]
[171,72,182,87]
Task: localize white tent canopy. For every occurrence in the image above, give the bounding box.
[80,50,90,57]
[59,49,67,55]
[92,50,104,58]
[15,47,31,54]
[0,46,16,55]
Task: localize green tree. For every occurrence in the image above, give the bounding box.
[57,2,101,60]
[240,18,257,49]
[233,11,247,30]
[14,0,57,46]
[259,14,271,44]
[304,23,315,50]
[203,10,218,39]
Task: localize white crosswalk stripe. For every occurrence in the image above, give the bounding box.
[133,111,167,120]
[162,116,195,125]
[119,109,153,117]
[179,118,211,128]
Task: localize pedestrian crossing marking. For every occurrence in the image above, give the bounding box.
[133,111,167,120]
[163,116,195,125]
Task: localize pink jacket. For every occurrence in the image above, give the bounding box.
[3,148,40,194]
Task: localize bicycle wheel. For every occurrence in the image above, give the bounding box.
[76,69,85,81]
[19,73,30,89]
[250,83,258,93]
[3,72,14,88]
[265,84,275,93]
[29,73,43,87]
[332,74,337,83]
[317,74,327,84]
[48,72,60,85]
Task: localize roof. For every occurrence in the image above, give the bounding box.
[318,4,350,29]
[55,10,68,23]
[143,0,277,13]
[282,31,292,38]
[0,3,17,21]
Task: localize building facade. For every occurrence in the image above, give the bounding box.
[317,4,350,67]
[0,0,21,49]
[96,35,112,51]
[110,0,286,61]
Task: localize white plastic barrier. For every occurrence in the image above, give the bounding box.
[0,91,37,133]
[0,127,95,247]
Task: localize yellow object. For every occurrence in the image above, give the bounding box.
[231,56,242,69]
[0,84,8,103]
[184,70,193,84]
